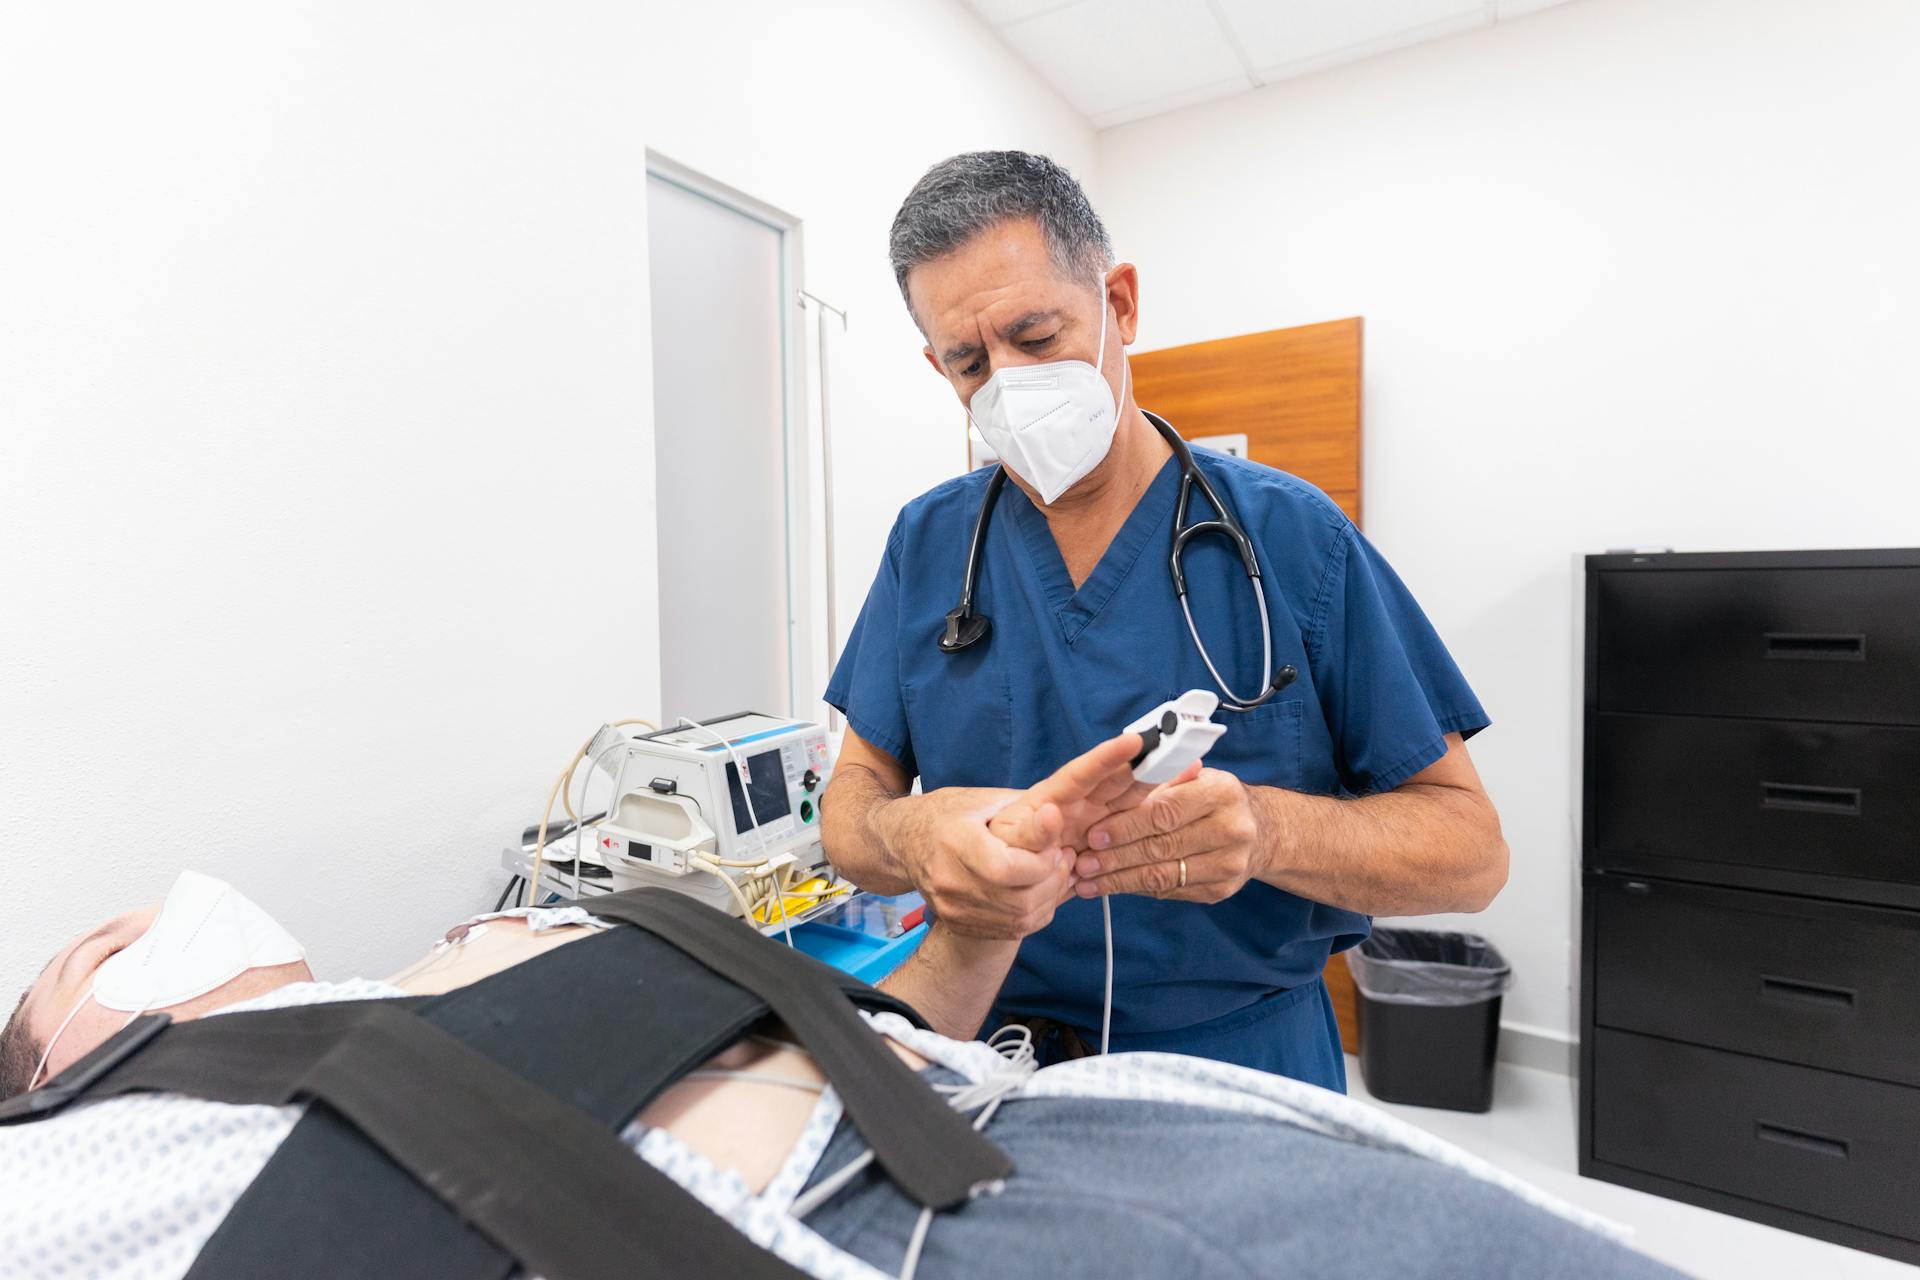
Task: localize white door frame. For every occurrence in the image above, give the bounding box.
[643,151,812,719]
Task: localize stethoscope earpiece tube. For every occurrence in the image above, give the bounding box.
[940,413,1285,712]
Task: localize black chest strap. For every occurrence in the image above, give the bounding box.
[568,888,1010,1209]
[2,888,1011,1280]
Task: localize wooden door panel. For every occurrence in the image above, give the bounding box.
[1131,317,1366,1050]
[1129,316,1363,528]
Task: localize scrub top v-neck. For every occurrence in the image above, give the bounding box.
[827,439,1489,1049]
[1002,452,1179,643]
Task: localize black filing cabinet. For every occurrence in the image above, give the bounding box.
[1581,548,1920,1265]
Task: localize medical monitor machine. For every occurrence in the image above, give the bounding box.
[590,713,838,922]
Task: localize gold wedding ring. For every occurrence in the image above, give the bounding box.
[1177,858,1188,890]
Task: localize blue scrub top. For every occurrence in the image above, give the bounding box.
[826,442,1489,1037]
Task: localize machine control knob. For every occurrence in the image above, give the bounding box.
[801,768,820,793]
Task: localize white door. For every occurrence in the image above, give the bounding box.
[646,170,795,724]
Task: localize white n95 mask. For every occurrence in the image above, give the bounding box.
[29,871,307,1089]
[966,282,1129,506]
[91,870,306,1011]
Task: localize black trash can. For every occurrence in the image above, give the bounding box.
[1345,928,1512,1113]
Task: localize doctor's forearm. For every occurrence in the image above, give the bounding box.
[1251,782,1508,916]
[820,764,919,895]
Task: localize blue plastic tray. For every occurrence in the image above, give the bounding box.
[792,919,929,983]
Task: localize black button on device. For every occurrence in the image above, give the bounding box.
[801,769,819,793]
[799,799,814,823]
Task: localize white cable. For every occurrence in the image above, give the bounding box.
[680,1069,826,1095]
[1100,895,1115,1055]
[985,1022,1037,1070]
[773,864,796,947]
[899,1206,935,1280]
[899,1077,1016,1280]
[796,1055,1027,1230]
[570,738,629,899]
[691,857,758,921]
[675,716,792,946]
[790,1148,876,1220]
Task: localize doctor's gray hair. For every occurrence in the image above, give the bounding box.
[889,151,1113,321]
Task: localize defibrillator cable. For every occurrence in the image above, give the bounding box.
[529,717,657,907]
[676,717,793,947]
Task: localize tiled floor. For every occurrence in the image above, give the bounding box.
[1344,1056,1916,1279]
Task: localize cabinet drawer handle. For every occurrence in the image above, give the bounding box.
[1760,975,1857,1011]
[1764,632,1865,661]
[1760,782,1862,816]
[1756,1122,1849,1160]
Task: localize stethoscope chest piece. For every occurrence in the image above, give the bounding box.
[939,607,991,653]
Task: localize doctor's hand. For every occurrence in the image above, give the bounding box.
[986,732,1193,856]
[877,784,1073,940]
[1072,767,1267,904]
[877,734,1186,940]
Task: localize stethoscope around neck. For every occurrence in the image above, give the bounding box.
[939,411,1297,712]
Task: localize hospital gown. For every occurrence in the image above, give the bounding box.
[0,910,1671,1280]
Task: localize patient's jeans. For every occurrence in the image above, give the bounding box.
[798,1068,1684,1280]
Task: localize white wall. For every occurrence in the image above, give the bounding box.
[630,3,1097,706]
[0,0,1092,989]
[1098,0,1920,1046]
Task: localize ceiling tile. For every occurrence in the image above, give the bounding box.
[961,0,1086,28]
[1213,0,1488,75]
[1089,74,1257,129]
[997,0,1251,120]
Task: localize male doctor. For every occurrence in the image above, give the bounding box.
[821,151,1507,1088]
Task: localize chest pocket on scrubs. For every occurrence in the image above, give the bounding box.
[903,647,1014,789]
[1203,697,1305,791]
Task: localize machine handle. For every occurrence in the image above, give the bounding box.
[1764,632,1865,661]
[1760,975,1857,1012]
[1756,1122,1850,1160]
[1760,782,1862,816]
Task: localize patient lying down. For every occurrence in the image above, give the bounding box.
[0,749,1684,1280]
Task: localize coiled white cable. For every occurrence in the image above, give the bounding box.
[898,1080,1016,1280]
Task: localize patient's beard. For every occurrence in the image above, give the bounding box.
[29,959,314,1090]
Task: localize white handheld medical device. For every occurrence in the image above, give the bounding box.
[1126,689,1226,783]
[1095,689,1228,1056]
[591,713,834,916]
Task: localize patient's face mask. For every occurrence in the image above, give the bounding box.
[966,280,1130,506]
[29,871,305,1088]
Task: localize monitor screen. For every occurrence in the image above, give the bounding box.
[727,749,791,835]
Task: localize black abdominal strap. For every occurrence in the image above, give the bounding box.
[0,887,1012,1280]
